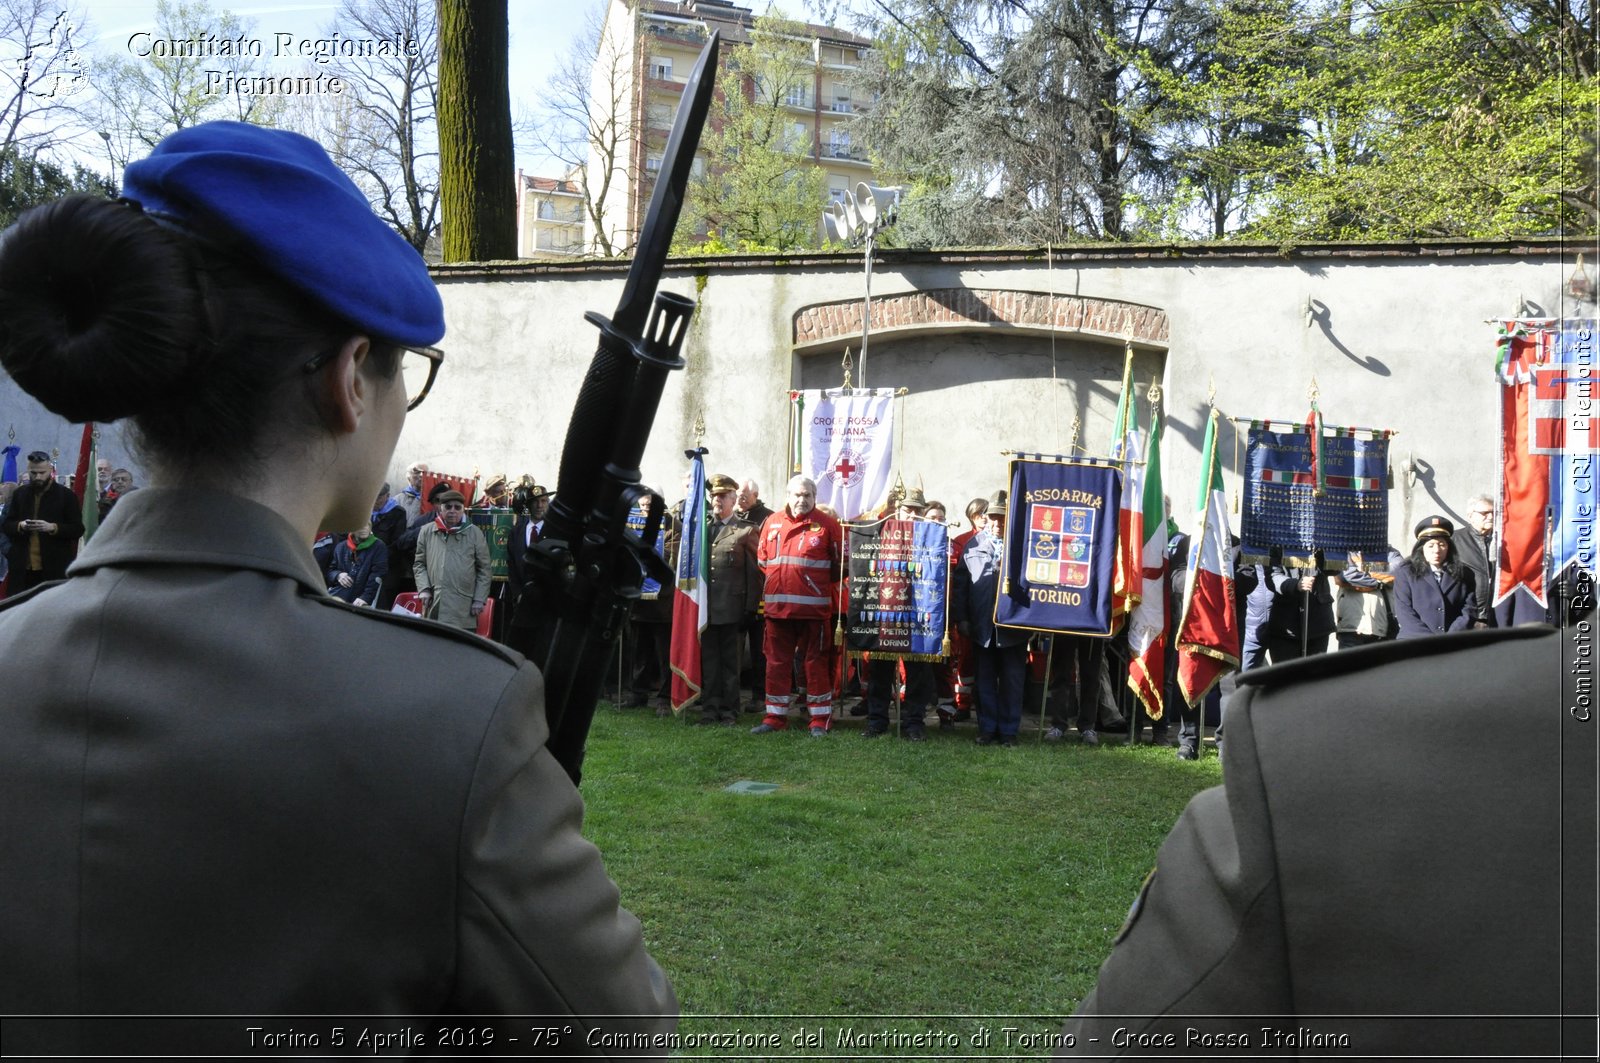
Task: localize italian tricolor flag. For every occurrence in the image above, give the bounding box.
[1126,405,1166,719]
[1110,347,1143,627]
[1175,407,1240,706]
[669,452,708,714]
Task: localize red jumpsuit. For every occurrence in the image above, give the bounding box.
[756,506,843,731]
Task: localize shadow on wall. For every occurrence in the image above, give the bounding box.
[1307,299,1391,377]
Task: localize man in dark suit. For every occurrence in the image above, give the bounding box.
[0,451,84,593]
[1058,624,1595,1057]
[1452,493,1496,627]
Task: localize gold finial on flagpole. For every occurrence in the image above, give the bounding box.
[693,415,706,446]
[1308,375,1320,406]
[840,346,853,391]
[1208,375,1217,408]
[1145,376,1162,406]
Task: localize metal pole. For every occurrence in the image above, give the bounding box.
[860,230,874,389]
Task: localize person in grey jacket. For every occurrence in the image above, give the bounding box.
[0,122,673,1054]
[412,489,492,629]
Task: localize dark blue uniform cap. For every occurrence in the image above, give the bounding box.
[121,121,444,348]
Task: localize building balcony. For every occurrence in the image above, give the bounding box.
[821,144,869,164]
[645,24,706,50]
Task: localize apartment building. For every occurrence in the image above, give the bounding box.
[516,172,586,260]
[589,0,878,253]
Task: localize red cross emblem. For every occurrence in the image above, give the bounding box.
[834,456,858,478]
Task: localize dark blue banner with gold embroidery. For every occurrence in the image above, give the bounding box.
[1241,424,1390,571]
[998,459,1121,636]
[845,517,950,659]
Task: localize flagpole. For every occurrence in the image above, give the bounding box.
[1036,635,1054,743]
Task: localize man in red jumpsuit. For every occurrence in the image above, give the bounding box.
[751,475,843,737]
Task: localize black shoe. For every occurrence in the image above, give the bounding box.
[1176,744,1198,761]
[975,733,999,746]
[999,735,1019,747]
[939,716,954,731]
[953,709,972,723]
[862,726,887,738]
[903,728,926,742]
[848,702,868,718]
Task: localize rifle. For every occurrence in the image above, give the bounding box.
[507,32,720,786]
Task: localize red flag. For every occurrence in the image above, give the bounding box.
[1175,408,1240,707]
[669,454,708,713]
[420,470,480,509]
[1496,324,1553,609]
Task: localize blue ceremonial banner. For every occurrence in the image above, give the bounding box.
[997,459,1121,636]
[626,500,670,599]
[1240,424,1391,570]
[845,517,950,659]
[1551,324,1598,580]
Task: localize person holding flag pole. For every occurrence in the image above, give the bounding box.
[669,448,710,716]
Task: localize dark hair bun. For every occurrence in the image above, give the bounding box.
[0,194,209,424]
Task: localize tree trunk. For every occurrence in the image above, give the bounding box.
[438,0,516,261]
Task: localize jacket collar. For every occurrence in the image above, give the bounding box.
[69,486,326,596]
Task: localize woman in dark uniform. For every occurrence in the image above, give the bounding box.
[1391,515,1478,639]
[0,122,673,1052]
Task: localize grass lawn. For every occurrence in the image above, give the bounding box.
[577,704,1222,1054]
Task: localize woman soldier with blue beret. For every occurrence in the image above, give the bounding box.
[0,122,673,1051]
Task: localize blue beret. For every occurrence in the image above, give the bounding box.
[122,121,444,347]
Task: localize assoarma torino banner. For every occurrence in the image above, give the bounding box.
[1240,424,1391,570]
[844,517,950,660]
[997,458,1121,636]
[795,388,896,520]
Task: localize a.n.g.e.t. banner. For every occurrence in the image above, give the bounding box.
[844,517,950,660]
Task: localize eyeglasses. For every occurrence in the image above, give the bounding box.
[26,451,48,463]
[300,344,445,412]
[440,503,465,511]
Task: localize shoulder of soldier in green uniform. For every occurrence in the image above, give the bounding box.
[307,592,523,666]
[1235,624,1557,690]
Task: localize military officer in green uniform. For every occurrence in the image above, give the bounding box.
[0,122,674,1054]
[1057,624,1594,1058]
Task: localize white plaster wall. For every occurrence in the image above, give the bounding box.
[403,244,1577,547]
[2,242,1579,547]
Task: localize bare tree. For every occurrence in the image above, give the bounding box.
[286,0,438,253]
[531,5,634,256]
[88,0,280,171]
[0,0,92,156]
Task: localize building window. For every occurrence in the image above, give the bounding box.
[831,93,852,113]
[537,200,555,220]
[788,122,812,152]
[784,85,810,108]
[649,55,672,79]
[645,156,663,173]
[646,102,672,126]
[827,130,851,158]
[829,184,848,204]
